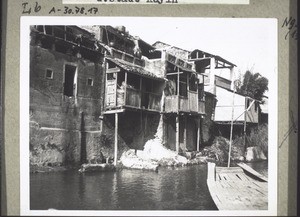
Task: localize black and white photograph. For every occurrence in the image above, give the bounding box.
[20,17,278,216]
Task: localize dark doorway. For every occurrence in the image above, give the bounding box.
[64,64,77,97]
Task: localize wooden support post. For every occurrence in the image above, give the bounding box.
[228,88,236,168]
[114,113,118,166]
[115,72,118,107]
[139,77,142,108]
[104,73,108,109]
[177,68,180,112]
[176,115,180,153]
[162,114,166,144]
[183,115,187,152]
[230,67,234,90]
[209,57,216,95]
[196,77,199,112]
[244,118,247,154]
[64,26,67,41]
[124,72,127,105]
[197,118,201,152]
[187,73,189,111]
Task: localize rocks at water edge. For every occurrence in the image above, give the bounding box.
[78,163,115,173]
[245,146,267,162]
[120,149,159,171]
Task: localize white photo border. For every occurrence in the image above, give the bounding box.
[20,16,278,216]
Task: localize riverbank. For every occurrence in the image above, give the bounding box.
[30,126,268,173]
[30,143,267,174]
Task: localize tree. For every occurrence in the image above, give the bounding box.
[236,70,268,101]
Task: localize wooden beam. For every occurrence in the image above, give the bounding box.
[114,113,118,166]
[166,72,184,76]
[107,67,120,73]
[215,66,234,69]
[103,109,125,114]
[189,57,211,61]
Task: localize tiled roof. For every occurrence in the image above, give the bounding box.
[106,57,165,81]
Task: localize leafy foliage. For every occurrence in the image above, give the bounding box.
[236,71,268,101]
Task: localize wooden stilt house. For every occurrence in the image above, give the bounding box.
[163,52,206,153]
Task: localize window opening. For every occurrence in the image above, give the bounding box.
[87,78,93,86]
[64,64,77,97]
[179,73,187,97]
[45,69,53,79]
[117,71,125,87]
[165,76,177,96]
[141,78,152,108]
[198,84,204,101]
[127,73,140,89]
[189,73,198,92]
[107,72,116,81]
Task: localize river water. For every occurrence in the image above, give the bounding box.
[30,162,268,210]
[30,165,217,210]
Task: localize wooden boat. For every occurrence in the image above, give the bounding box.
[207,162,268,210]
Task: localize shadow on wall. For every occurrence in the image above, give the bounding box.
[103,111,160,152]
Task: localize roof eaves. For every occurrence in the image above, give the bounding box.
[106,57,165,81]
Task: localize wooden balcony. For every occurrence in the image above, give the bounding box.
[198,100,205,114]
[165,93,205,115]
[105,86,162,113]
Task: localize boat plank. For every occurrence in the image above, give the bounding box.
[207,163,268,210]
[237,163,268,182]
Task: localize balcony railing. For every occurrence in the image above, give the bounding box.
[111,49,145,67]
[165,94,205,114]
[106,87,161,112]
[125,87,141,108]
[198,100,205,114]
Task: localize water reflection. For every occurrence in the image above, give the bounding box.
[30,165,218,210]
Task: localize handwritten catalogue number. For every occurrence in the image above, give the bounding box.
[22,2,99,15]
[49,6,99,15]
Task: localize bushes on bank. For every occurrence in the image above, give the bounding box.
[203,124,268,165]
